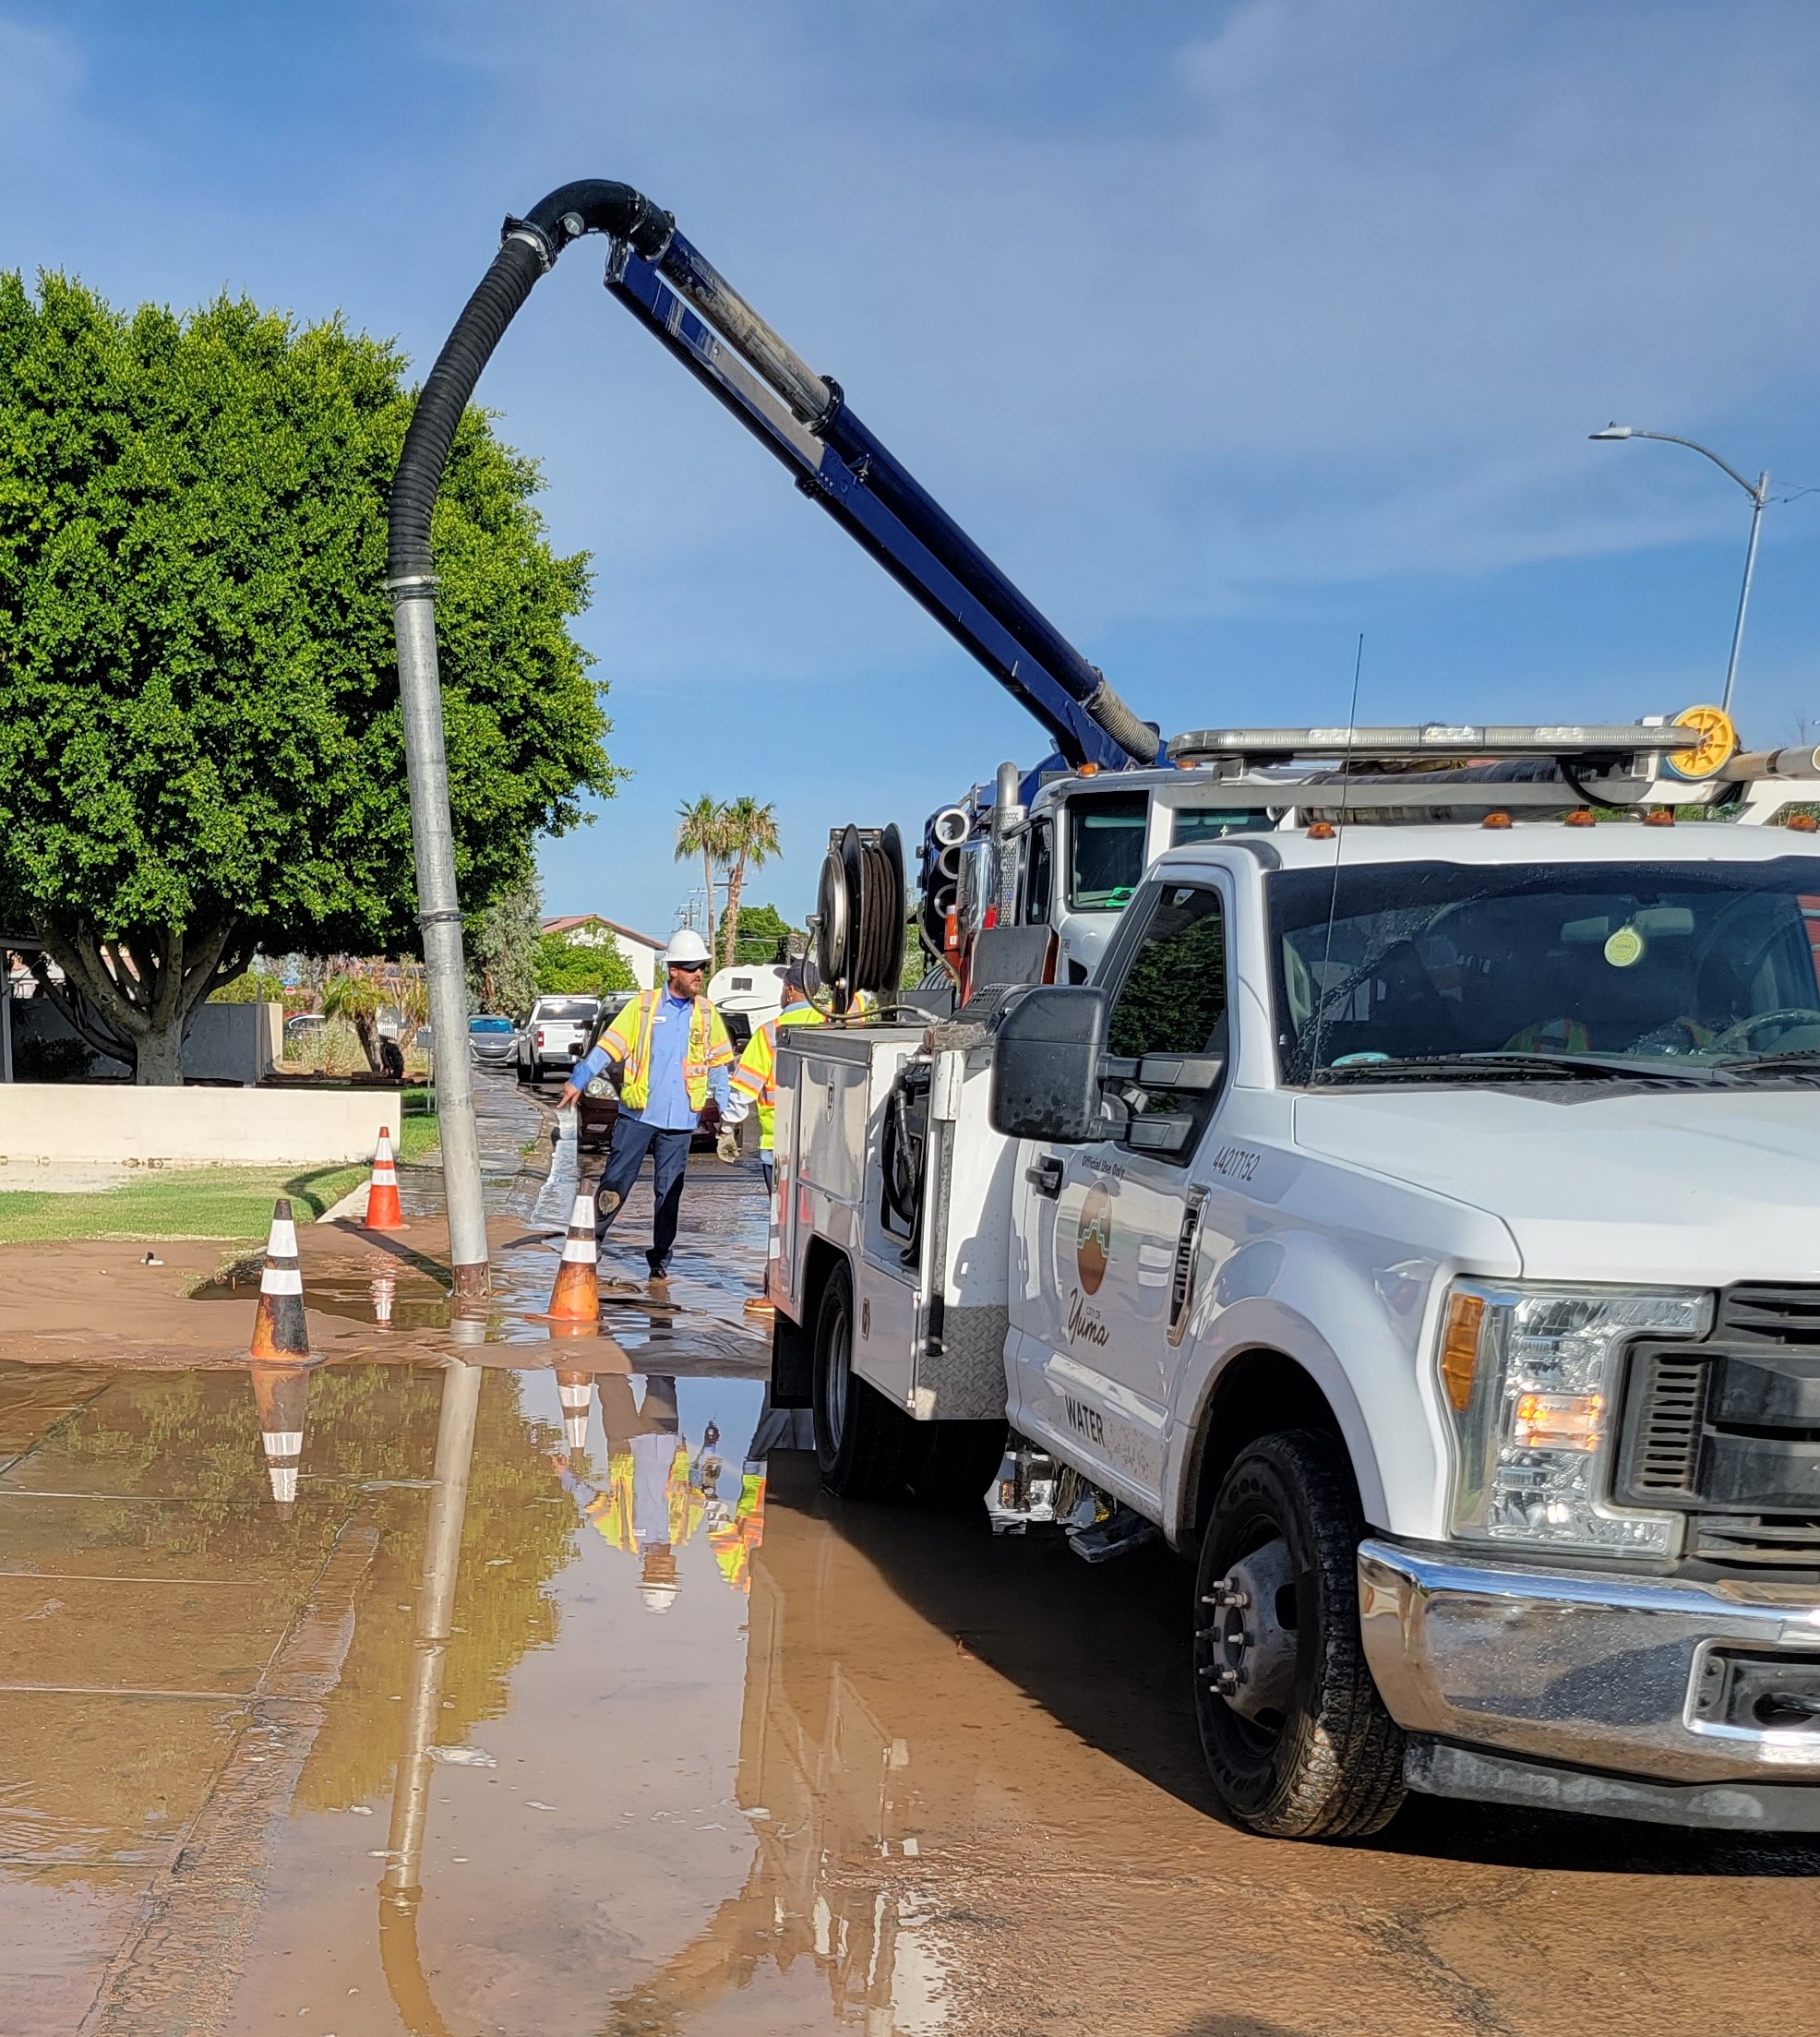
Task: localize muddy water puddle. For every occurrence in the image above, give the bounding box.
[6,1095,1820,2031]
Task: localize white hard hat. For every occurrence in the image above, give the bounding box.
[665,929,712,966]
[639,1584,679,1614]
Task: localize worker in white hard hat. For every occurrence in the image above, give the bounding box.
[560,928,735,1279]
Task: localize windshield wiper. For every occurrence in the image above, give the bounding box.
[1308,1051,1730,1088]
[1717,1049,1820,1082]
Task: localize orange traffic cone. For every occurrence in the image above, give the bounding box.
[555,1369,593,1451]
[541,1186,599,1326]
[249,1198,311,1362]
[363,1126,405,1231]
[250,1361,311,1515]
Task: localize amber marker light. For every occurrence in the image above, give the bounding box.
[1565,808,1596,828]
[1513,1391,1605,1453]
[1481,811,1513,830]
[1308,820,1336,840]
[1440,1292,1485,1411]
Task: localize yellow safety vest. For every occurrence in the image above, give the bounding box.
[729,1003,825,1148]
[602,989,734,1114]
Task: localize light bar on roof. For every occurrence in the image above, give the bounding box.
[1167,722,1695,762]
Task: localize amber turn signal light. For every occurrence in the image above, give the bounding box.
[1440,1293,1485,1412]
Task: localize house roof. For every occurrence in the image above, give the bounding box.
[541,914,665,950]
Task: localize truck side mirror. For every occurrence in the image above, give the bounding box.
[990,986,1109,1143]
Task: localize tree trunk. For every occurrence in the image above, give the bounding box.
[701,849,717,960]
[135,1016,186,1086]
[722,852,747,971]
[35,917,245,1086]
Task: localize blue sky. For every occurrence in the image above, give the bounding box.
[6,0,1820,939]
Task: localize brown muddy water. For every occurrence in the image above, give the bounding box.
[4,1096,1819,2034]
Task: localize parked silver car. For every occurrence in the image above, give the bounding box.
[467,1013,522,1070]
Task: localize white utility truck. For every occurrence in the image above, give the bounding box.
[769,726,1820,1840]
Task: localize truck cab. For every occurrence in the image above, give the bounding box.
[773,802,1820,1839]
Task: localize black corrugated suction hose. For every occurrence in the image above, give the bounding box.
[388,180,674,585]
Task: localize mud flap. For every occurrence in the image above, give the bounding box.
[771,1307,813,1408]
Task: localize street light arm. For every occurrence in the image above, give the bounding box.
[1623,430,1766,505]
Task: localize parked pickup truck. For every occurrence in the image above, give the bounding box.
[516,996,601,1084]
[768,815,1820,1839]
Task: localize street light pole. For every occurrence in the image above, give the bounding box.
[1590,425,1769,718]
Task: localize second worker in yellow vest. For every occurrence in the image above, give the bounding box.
[559,928,735,1281]
[719,961,825,1195]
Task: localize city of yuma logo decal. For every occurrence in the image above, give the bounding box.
[1076,1183,1112,1295]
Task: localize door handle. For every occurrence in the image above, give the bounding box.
[1025,1156,1064,1199]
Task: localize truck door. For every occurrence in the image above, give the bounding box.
[1010,878,1233,1512]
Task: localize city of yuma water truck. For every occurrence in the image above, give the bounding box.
[402,179,1820,1839]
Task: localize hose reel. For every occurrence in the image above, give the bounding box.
[813,823,905,1012]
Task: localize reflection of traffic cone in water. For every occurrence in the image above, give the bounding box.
[555,1369,593,1452]
[371,1271,396,1327]
[250,1361,310,1514]
[249,1199,311,1361]
[542,1188,599,1326]
[363,1126,405,1231]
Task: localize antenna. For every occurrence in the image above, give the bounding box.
[1307,635,1365,1078]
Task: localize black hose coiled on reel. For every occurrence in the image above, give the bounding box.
[814,823,905,1011]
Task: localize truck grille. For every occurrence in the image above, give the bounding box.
[1617,1287,1820,1567]
[1718,1284,1820,1347]
[1629,1355,1708,1498]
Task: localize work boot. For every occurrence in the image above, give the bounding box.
[646,1253,670,1282]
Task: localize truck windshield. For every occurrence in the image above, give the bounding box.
[534,1000,599,1022]
[1268,857,1820,1082]
[1068,791,1149,910]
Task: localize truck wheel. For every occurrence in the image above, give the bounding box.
[812,1263,909,1500]
[1194,1429,1406,1840]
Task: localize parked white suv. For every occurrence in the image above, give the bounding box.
[516,996,601,1084]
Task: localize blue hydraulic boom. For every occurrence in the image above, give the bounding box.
[389,179,1160,779]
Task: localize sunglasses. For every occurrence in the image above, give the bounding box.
[671,961,706,973]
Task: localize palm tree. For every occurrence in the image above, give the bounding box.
[321,972,388,1074]
[719,797,782,969]
[675,796,729,960]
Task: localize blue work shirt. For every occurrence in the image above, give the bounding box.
[572,991,731,1132]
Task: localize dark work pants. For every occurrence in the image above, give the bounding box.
[597,1112,693,1269]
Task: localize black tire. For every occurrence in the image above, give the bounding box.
[1194,1429,1406,1839]
[811,1263,910,1500]
[910,1420,1008,1508]
[515,1057,531,1084]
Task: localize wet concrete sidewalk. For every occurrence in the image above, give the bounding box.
[3,1076,1819,2035]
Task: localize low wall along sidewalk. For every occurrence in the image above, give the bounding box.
[0,1084,403,1168]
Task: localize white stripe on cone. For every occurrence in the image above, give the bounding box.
[261,1266,305,1295]
[268,1465,298,1504]
[268,1219,298,1258]
[261,1432,304,1456]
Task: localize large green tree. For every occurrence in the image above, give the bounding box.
[0,273,617,1082]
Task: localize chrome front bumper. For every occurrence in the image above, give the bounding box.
[1358,1538,1820,1786]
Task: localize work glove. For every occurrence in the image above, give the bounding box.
[715,1128,740,1164]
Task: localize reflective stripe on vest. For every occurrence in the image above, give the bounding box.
[729,1003,824,1148]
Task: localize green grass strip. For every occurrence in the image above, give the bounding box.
[0,1113,440,1244]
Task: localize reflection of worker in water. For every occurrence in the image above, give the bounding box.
[553,1375,713,1612]
[598,1425,942,2037]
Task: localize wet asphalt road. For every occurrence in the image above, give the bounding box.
[2,1071,1818,2035]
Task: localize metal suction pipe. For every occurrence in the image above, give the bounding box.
[386,182,672,1299]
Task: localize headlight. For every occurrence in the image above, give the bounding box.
[1438,1281,1712,1557]
[584,1077,611,1099]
